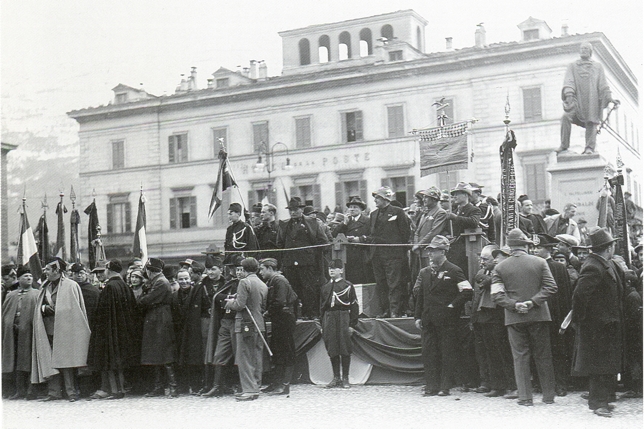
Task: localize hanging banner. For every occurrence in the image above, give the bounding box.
[610,174,630,265]
[416,121,471,177]
[500,130,518,236]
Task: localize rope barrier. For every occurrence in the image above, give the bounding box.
[218,240,464,254]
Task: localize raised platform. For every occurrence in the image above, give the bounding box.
[291,318,423,385]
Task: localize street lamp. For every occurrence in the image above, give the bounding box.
[254,141,293,202]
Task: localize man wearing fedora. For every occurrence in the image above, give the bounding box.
[412,187,449,271]
[414,236,472,396]
[359,186,411,318]
[277,196,329,319]
[572,228,626,417]
[333,196,373,285]
[447,182,481,279]
[534,234,573,397]
[491,229,558,406]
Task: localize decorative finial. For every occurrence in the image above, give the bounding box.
[70,185,76,208]
[504,92,511,126]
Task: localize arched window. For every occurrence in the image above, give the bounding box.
[381,24,394,40]
[339,31,351,60]
[299,38,311,65]
[416,26,422,51]
[319,35,330,63]
[359,28,372,56]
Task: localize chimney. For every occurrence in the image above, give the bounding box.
[236,65,242,75]
[445,37,453,50]
[242,67,250,78]
[561,23,569,36]
[249,60,258,79]
[475,23,486,48]
[258,61,267,81]
[207,78,214,89]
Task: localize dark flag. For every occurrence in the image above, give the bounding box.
[415,121,471,177]
[208,148,237,218]
[35,213,50,265]
[17,207,42,280]
[499,130,518,239]
[610,173,630,265]
[84,201,100,269]
[54,200,67,260]
[70,207,80,263]
[133,193,148,264]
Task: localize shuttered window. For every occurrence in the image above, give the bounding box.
[112,140,125,169]
[170,196,197,229]
[169,134,188,163]
[335,180,367,209]
[523,87,542,122]
[106,194,131,234]
[524,163,547,203]
[381,175,415,207]
[253,122,269,152]
[295,117,312,148]
[342,111,363,143]
[387,106,404,138]
[213,128,227,154]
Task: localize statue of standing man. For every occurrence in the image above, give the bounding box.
[557,42,619,155]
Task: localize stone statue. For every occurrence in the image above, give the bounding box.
[557,42,618,155]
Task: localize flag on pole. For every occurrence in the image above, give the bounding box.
[17,208,42,280]
[35,212,50,265]
[54,199,67,260]
[70,208,80,263]
[84,201,100,269]
[500,130,518,238]
[133,193,148,264]
[208,148,237,218]
[610,173,630,265]
[415,121,471,177]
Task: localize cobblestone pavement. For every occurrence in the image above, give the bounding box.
[3,385,642,429]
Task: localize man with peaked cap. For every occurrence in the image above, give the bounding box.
[471,245,517,399]
[32,257,91,402]
[2,266,39,399]
[224,202,259,265]
[333,196,373,285]
[86,259,140,400]
[414,236,472,397]
[258,258,298,395]
[224,257,268,401]
[447,182,482,279]
[572,228,626,417]
[256,203,279,261]
[250,203,263,228]
[320,259,359,389]
[203,254,243,397]
[469,183,495,244]
[491,229,557,406]
[555,234,582,271]
[178,254,225,395]
[358,186,411,318]
[534,234,573,397]
[138,257,177,397]
[276,197,329,319]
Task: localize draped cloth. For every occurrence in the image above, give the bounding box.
[499,130,518,240]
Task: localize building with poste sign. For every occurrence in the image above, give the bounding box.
[68,10,640,261]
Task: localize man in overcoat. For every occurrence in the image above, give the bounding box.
[333,196,373,285]
[491,229,558,406]
[138,257,177,397]
[86,259,140,399]
[31,257,91,402]
[359,187,411,318]
[572,228,625,417]
[414,236,472,397]
[276,197,329,319]
[2,266,39,399]
[224,257,268,401]
[446,182,481,279]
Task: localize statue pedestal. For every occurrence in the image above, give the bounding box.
[547,152,609,227]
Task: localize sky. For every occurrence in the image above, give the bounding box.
[1,0,642,246]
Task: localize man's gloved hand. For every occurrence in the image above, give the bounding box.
[42,304,55,317]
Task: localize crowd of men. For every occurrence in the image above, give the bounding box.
[1,181,642,418]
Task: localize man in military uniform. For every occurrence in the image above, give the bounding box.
[256,203,279,261]
[276,197,329,319]
[414,236,472,396]
[224,203,259,264]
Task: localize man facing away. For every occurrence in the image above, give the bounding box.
[491,229,558,407]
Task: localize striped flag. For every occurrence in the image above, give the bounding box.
[54,200,67,259]
[17,209,43,280]
[133,194,148,264]
[208,148,237,218]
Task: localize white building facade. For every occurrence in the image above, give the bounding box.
[68,10,640,260]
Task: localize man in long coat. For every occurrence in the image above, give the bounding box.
[86,259,140,399]
[31,257,91,402]
[333,196,373,285]
[446,183,481,279]
[138,257,177,397]
[224,257,268,401]
[572,228,625,417]
[2,266,39,399]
